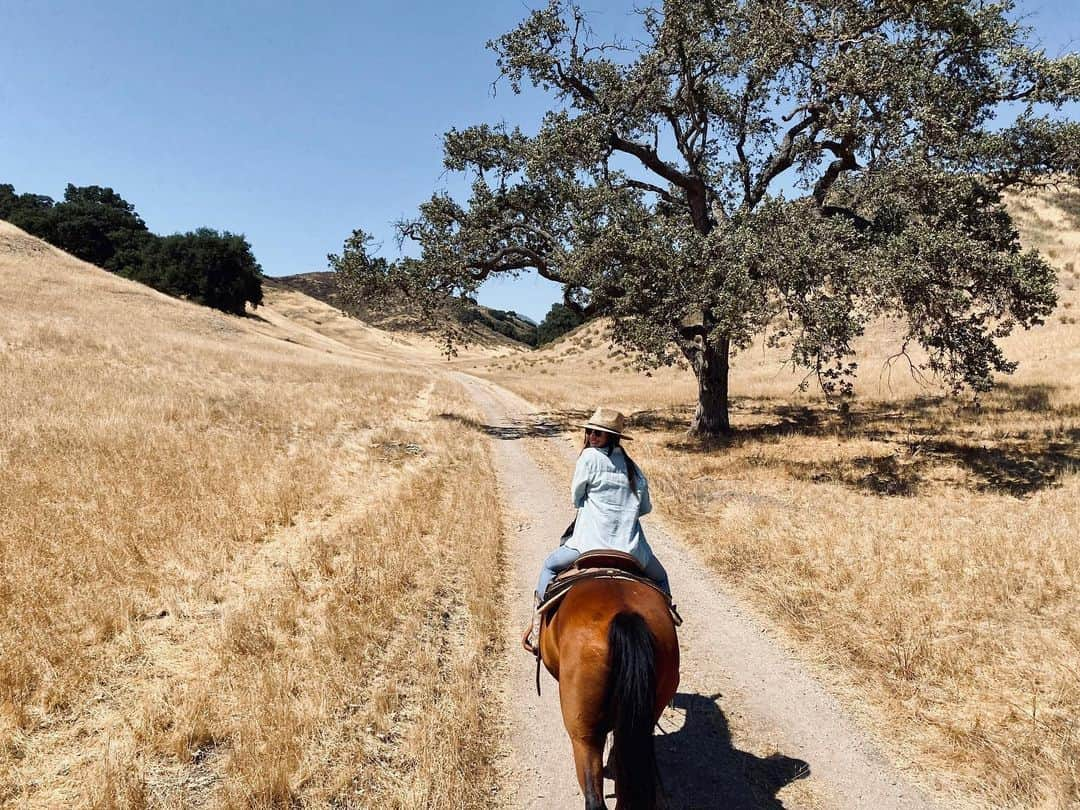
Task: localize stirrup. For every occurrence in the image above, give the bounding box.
[521,606,541,656]
[521,591,541,656]
[521,623,539,655]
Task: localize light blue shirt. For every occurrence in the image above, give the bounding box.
[567,445,654,566]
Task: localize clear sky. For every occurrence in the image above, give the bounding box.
[1,1,1076,322]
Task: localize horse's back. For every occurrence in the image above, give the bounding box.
[541,577,680,808]
[543,577,679,720]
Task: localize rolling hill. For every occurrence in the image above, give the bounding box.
[0,219,505,806]
[1,181,1077,807]
[267,270,538,348]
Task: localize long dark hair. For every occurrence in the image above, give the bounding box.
[582,432,640,497]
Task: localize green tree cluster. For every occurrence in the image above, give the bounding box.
[1,183,262,315]
[333,0,1079,435]
[453,301,540,344]
[537,302,586,345]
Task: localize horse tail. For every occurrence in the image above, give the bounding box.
[607,610,657,810]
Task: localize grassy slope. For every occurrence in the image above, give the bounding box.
[0,221,504,809]
[256,279,523,364]
[465,192,1080,809]
[266,271,535,350]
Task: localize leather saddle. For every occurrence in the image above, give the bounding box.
[537,549,682,626]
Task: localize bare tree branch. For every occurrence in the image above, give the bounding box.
[749,111,823,206]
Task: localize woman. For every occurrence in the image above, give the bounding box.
[525,407,671,650]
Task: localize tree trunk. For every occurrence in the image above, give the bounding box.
[689,336,731,436]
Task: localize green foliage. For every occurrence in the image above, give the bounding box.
[0,184,59,242]
[494,315,536,344]
[49,184,150,270]
[490,318,519,339]
[129,229,263,316]
[1,182,262,316]
[538,302,585,344]
[453,301,539,344]
[335,0,1077,433]
[456,307,482,325]
[330,229,475,356]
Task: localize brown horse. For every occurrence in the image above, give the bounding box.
[539,576,680,810]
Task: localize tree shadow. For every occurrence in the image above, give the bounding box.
[436,411,567,440]
[917,436,1079,496]
[449,384,1076,495]
[534,408,591,432]
[780,454,923,496]
[629,409,696,432]
[658,385,1079,497]
[651,692,809,809]
[765,426,1079,497]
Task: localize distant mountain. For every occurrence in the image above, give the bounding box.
[266,271,538,347]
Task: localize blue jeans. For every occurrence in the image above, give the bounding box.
[536,547,672,599]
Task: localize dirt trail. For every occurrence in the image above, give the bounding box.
[455,372,939,810]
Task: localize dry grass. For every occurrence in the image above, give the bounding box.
[4,180,1076,808]
[467,193,1080,808]
[0,222,503,808]
[257,280,524,365]
[633,398,1079,808]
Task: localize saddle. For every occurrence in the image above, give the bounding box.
[537,550,683,626]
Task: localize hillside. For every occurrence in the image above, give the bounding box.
[2,182,1077,808]
[0,220,505,807]
[268,270,537,348]
[255,278,523,363]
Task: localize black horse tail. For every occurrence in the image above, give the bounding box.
[607,611,658,810]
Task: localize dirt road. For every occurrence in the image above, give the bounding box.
[455,372,939,810]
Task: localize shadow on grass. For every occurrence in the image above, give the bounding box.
[628,409,697,432]
[740,435,1076,497]
[652,692,809,809]
[778,454,924,497]
[916,438,1079,496]
[436,412,567,440]
[602,384,1077,497]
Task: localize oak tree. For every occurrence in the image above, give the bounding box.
[333,0,1079,434]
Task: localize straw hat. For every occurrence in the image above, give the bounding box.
[578,407,631,439]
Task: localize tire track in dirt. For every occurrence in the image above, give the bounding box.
[9,398,427,806]
[454,372,939,810]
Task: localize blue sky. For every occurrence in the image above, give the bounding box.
[1,1,1076,322]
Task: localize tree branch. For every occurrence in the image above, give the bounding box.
[735,80,755,201]
[813,135,860,205]
[610,134,696,191]
[614,177,678,203]
[819,205,872,230]
[749,110,823,207]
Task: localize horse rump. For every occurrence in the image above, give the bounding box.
[606,610,657,810]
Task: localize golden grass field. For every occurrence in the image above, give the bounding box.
[2,185,1077,809]
[0,221,505,808]
[465,190,1080,808]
